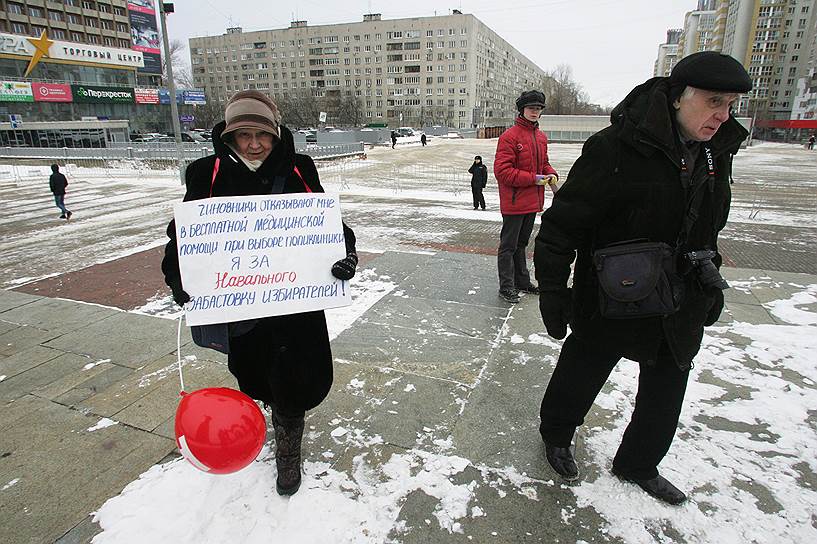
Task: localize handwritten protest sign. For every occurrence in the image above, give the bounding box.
[174,192,350,326]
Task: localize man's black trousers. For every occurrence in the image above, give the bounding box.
[497,212,536,292]
[472,187,485,209]
[539,333,690,479]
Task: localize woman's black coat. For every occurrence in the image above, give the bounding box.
[534,77,746,369]
[162,121,356,413]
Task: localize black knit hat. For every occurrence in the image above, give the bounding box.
[670,51,752,96]
[516,90,546,112]
[475,155,482,161]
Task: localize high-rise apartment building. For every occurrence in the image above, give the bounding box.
[655,29,683,77]
[654,0,817,121]
[189,12,548,129]
[678,5,718,57]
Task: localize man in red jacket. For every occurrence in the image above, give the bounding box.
[494,90,558,303]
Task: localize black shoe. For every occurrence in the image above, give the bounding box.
[59,214,66,219]
[66,211,72,220]
[517,284,540,295]
[544,444,579,482]
[498,289,520,303]
[611,467,687,505]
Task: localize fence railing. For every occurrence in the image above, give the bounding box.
[0,142,365,162]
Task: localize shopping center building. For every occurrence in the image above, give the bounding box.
[0,0,205,147]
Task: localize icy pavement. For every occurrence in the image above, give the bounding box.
[1,140,816,543]
[2,139,816,291]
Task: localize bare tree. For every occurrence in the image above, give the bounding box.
[163,39,193,89]
[276,88,323,128]
[192,97,226,130]
[337,94,364,127]
[540,64,610,115]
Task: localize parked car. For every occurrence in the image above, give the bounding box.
[297,129,317,143]
[395,127,415,137]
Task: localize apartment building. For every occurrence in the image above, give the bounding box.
[654,29,683,77]
[189,12,548,129]
[654,0,817,122]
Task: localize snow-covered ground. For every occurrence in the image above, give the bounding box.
[89,276,817,543]
[2,140,816,542]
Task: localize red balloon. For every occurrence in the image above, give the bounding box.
[174,387,266,475]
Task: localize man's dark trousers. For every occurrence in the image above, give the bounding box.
[539,333,690,479]
[498,212,535,292]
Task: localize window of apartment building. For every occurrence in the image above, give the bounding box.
[100,20,113,30]
[114,6,124,16]
[83,1,95,9]
[449,40,456,48]
[48,11,63,22]
[28,6,43,17]
[71,31,83,41]
[98,3,110,13]
[792,55,799,62]
[52,29,66,40]
[87,34,99,44]
[7,2,24,14]
[67,13,82,24]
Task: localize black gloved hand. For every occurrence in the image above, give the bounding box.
[169,281,190,307]
[331,252,359,280]
[704,289,724,326]
[539,288,572,340]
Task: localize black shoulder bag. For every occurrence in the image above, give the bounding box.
[591,145,715,319]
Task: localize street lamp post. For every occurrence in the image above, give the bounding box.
[158,2,184,184]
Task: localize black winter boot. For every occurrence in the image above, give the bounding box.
[271,409,305,496]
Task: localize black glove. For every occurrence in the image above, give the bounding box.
[704,289,724,326]
[169,281,190,307]
[539,288,572,340]
[331,252,358,280]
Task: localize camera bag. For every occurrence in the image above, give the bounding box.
[592,240,681,319]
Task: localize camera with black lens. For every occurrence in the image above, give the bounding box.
[684,250,729,291]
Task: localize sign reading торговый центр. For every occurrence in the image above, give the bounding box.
[174,192,350,326]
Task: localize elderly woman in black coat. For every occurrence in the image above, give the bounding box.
[161,90,358,496]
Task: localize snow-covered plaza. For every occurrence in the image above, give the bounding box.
[1,139,816,543]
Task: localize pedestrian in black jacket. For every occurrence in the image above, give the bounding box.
[161,91,358,496]
[48,164,72,220]
[468,155,487,210]
[534,52,752,505]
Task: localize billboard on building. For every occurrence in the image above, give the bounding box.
[71,85,135,104]
[0,81,34,102]
[32,83,73,102]
[135,87,160,104]
[183,90,206,105]
[127,0,162,74]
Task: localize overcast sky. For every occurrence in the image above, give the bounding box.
[165,0,694,107]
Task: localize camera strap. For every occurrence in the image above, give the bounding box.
[676,144,715,251]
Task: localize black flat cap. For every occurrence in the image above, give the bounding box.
[516,90,546,111]
[670,51,752,93]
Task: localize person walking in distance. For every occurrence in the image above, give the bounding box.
[391,130,397,149]
[49,164,72,220]
[808,134,815,150]
[534,52,752,505]
[493,90,558,303]
[468,155,488,210]
[420,133,427,146]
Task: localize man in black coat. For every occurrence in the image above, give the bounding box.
[48,164,72,220]
[468,155,487,210]
[533,52,752,505]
